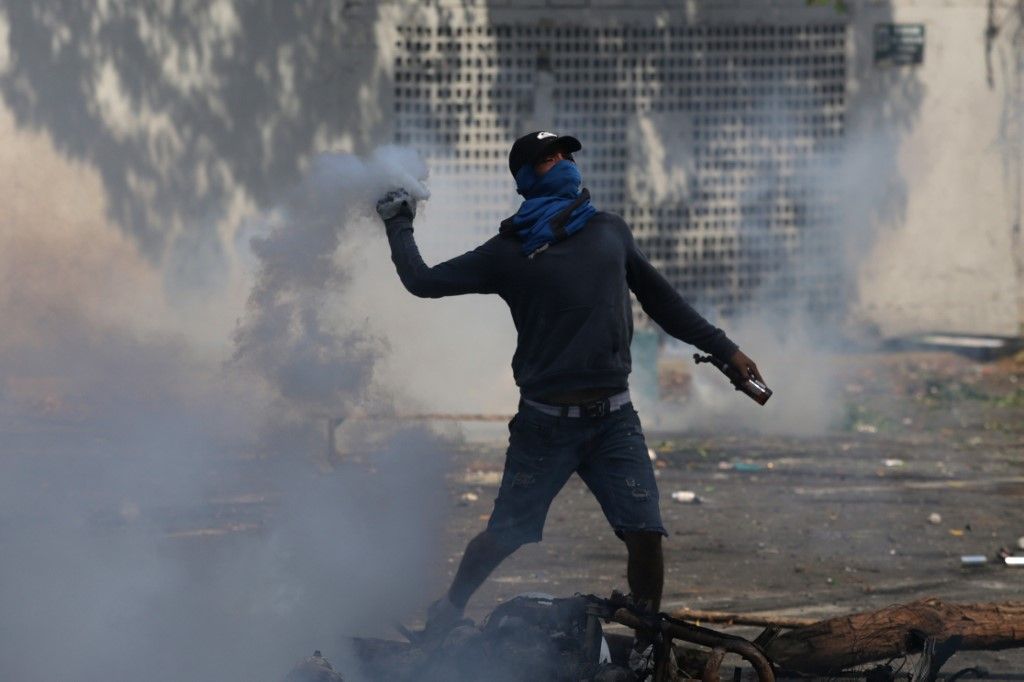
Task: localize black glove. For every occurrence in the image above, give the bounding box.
[375,188,416,221]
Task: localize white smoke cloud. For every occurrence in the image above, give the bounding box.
[0,124,457,681]
[639,85,917,436]
[233,147,431,419]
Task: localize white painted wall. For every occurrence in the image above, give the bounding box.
[385,0,1024,336]
[849,0,1024,336]
[1,0,1019,338]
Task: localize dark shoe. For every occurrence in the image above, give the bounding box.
[628,637,678,681]
[628,639,655,681]
[399,596,470,647]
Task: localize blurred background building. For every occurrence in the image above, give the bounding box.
[377,0,1024,340]
[1,0,1021,339]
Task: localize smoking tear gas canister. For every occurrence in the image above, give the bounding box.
[693,353,772,405]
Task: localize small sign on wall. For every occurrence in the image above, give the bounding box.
[874,24,925,66]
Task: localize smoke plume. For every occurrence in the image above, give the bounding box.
[0,130,453,681]
[232,147,431,444]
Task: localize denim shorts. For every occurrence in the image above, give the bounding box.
[486,401,666,546]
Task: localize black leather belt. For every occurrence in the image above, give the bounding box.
[522,390,632,418]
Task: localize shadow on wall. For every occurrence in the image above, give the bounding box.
[0,1,389,277]
[0,0,927,316]
[837,1,925,310]
[465,1,926,327]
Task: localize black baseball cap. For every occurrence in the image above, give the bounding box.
[508,131,582,177]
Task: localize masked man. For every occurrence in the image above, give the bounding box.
[376,131,763,677]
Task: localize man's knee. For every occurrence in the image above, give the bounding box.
[622,530,663,555]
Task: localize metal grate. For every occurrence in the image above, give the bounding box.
[393,23,846,314]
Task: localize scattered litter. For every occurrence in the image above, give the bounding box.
[461,470,502,486]
[928,512,943,525]
[949,529,965,537]
[1017,536,1024,551]
[855,422,878,434]
[1005,557,1024,567]
[882,459,904,468]
[732,462,765,473]
[671,490,701,504]
[961,555,988,566]
[647,447,657,461]
[458,492,479,505]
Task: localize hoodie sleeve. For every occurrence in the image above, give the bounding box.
[385,216,499,298]
[623,223,739,361]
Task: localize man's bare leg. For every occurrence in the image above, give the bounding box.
[622,530,664,611]
[446,529,521,610]
[623,530,666,677]
[420,530,520,639]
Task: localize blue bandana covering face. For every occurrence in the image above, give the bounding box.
[505,160,597,257]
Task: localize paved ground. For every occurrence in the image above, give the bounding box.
[22,348,1015,678]
[437,350,1024,675]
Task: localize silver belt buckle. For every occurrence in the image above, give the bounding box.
[583,399,608,418]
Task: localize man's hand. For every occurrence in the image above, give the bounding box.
[376,188,417,222]
[728,349,764,384]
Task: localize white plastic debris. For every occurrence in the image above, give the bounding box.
[671,490,701,504]
[647,447,657,462]
[1005,557,1024,567]
[928,512,942,525]
[961,555,987,566]
[882,459,904,468]
[1017,536,1024,551]
[458,492,479,505]
[461,470,502,486]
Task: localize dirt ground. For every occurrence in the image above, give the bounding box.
[437,350,1024,676]
[71,348,1021,678]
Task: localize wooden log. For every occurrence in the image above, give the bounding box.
[670,608,817,629]
[763,598,1024,674]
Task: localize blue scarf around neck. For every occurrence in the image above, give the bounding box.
[500,160,597,258]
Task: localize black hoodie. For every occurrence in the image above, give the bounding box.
[384,211,738,401]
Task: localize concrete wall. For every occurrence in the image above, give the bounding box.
[382,0,1024,337]
[849,0,1024,337]
[0,1,1020,338]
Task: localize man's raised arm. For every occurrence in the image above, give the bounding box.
[377,189,498,298]
[624,226,764,383]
